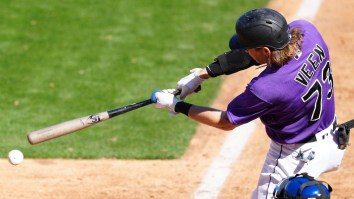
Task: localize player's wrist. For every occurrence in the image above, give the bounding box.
[174,101,192,116]
[206,62,222,77]
[195,68,210,80]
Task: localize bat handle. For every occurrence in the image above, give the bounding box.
[107,99,152,118]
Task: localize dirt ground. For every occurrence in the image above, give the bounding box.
[1,0,353,198]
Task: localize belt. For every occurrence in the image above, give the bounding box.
[301,120,337,143]
[301,134,317,143]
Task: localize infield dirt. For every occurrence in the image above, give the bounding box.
[1,0,353,198]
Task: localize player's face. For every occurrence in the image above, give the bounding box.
[245,47,271,65]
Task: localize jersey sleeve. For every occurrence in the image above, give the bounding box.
[227,88,272,125]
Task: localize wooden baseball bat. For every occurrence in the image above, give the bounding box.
[27,86,200,145]
[27,98,153,145]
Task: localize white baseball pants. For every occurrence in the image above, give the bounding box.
[251,120,345,199]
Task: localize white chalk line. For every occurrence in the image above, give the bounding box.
[193,0,324,198]
[193,122,256,199]
[293,0,323,21]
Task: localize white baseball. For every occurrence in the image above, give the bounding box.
[8,149,24,165]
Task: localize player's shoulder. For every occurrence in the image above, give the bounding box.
[246,67,282,103]
[247,66,300,104]
[289,19,316,30]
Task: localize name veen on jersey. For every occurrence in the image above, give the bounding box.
[294,44,328,87]
[293,44,334,121]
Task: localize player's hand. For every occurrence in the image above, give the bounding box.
[151,89,182,113]
[177,68,206,100]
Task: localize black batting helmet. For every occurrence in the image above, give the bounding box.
[229,8,291,50]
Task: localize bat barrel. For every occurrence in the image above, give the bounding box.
[27,98,152,145]
[27,112,110,145]
[27,121,89,145]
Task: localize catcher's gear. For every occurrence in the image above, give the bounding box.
[206,50,257,77]
[336,119,354,150]
[229,8,291,50]
[273,173,332,199]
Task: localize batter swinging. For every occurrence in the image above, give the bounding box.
[151,8,347,198]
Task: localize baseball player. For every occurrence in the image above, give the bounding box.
[151,8,347,198]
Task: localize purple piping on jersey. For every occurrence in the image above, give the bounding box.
[266,145,283,199]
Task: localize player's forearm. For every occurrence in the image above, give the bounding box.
[175,102,237,131]
[195,68,211,80]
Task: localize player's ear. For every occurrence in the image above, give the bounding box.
[262,47,272,56]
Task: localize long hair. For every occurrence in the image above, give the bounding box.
[270,28,303,66]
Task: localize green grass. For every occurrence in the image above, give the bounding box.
[0,0,268,159]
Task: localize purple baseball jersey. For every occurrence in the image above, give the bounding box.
[227,20,335,144]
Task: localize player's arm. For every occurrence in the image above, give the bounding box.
[151,89,238,130]
[177,50,257,99]
[184,104,237,130]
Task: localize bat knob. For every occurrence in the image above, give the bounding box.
[150,90,161,103]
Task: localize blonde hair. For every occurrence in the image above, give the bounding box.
[270,28,303,66]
